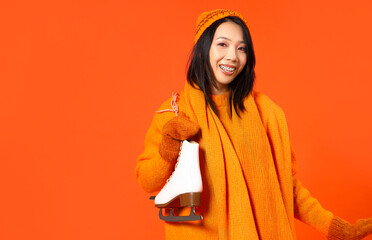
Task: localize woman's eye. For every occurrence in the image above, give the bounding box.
[238,47,247,52]
[217,43,227,47]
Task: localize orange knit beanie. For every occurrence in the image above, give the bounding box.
[195,9,249,44]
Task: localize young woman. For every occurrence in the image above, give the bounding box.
[135,9,372,240]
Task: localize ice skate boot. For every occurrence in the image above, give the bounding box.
[150,140,203,222]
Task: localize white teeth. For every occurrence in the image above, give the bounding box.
[219,65,235,72]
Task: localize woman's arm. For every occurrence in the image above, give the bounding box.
[135,110,176,193]
[292,176,334,235]
[135,98,199,193]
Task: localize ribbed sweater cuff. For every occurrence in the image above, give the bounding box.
[327,216,351,240]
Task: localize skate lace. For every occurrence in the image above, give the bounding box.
[155,92,179,116]
[165,142,183,185]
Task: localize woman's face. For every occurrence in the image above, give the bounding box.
[209,21,247,95]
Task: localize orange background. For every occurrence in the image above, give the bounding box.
[1,0,371,239]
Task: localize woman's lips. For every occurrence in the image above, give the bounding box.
[219,64,236,75]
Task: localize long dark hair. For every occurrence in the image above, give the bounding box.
[187,16,256,117]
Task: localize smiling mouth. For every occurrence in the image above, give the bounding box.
[219,65,236,72]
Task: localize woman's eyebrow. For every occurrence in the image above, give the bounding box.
[216,36,245,43]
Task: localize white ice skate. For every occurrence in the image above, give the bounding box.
[150,140,203,222]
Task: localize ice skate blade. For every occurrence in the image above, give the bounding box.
[159,207,203,222]
[155,192,201,208]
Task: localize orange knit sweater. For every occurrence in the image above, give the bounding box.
[135,84,335,239]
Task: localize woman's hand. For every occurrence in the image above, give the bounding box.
[328,216,372,240]
[159,112,200,162]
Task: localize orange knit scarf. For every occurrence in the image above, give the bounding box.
[171,82,296,239]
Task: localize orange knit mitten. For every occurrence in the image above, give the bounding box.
[159,112,200,162]
[328,216,372,240]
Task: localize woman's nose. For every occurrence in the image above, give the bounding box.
[225,47,237,61]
